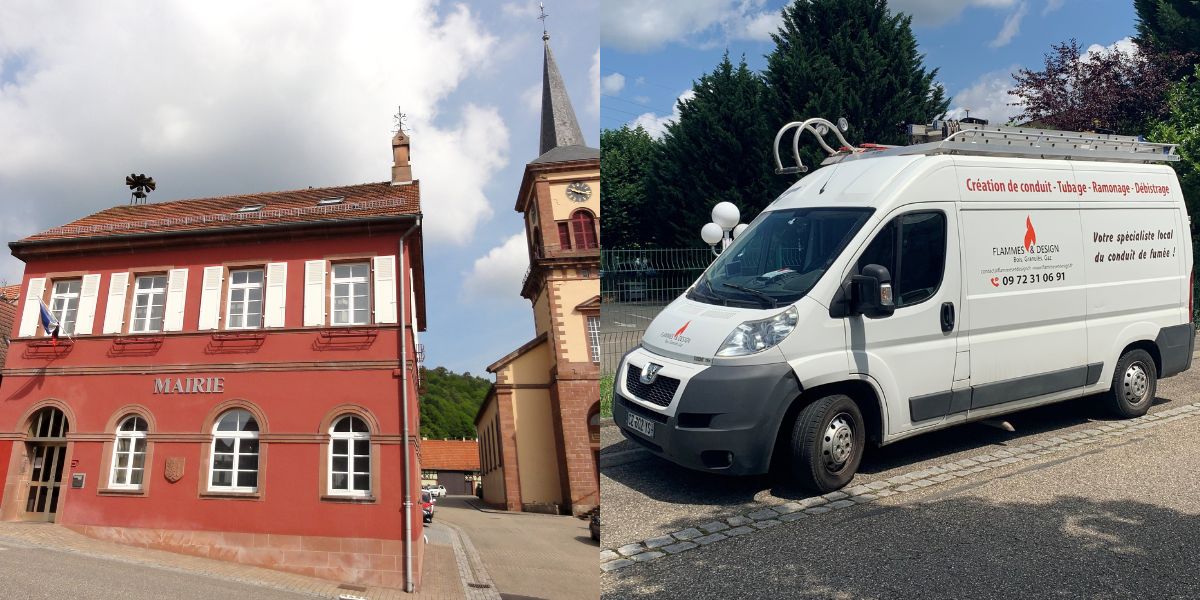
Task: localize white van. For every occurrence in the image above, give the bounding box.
[614,118,1195,492]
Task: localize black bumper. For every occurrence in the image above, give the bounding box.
[1157,323,1195,379]
[613,361,801,475]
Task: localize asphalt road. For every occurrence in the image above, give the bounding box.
[602,361,1200,599]
[0,538,319,600]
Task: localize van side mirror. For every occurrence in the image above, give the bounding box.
[850,264,895,318]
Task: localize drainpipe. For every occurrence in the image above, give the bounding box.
[398,216,421,593]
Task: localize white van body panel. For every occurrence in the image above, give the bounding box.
[615,150,1193,474]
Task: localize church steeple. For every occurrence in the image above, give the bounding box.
[538,33,586,156]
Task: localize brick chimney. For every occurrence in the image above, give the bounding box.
[391,130,413,185]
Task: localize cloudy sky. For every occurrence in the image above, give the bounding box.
[600,0,1137,136]
[0,0,599,376]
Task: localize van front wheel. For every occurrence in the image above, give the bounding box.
[789,394,865,493]
[1106,349,1157,418]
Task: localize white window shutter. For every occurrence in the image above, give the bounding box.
[197,266,224,331]
[163,268,189,332]
[17,278,46,338]
[74,274,102,335]
[102,273,130,334]
[264,262,287,328]
[372,255,397,325]
[303,260,326,326]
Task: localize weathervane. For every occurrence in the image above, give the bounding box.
[538,2,549,41]
[393,106,412,136]
[125,173,156,204]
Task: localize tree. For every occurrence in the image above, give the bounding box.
[1009,39,1174,135]
[647,53,783,247]
[600,125,659,248]
[764,0,949,175]
[1150,65,1200,237]
[418,366,492,439]
[1136,0,1200,57]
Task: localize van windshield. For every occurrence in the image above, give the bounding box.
[689,208,874,308]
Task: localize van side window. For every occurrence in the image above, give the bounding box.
[857,211,946,308]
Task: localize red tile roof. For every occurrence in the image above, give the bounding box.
[0,285,19,369]
[19,181,421,243]
[421,439,480,472]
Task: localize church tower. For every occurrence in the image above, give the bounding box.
[475,23,600,517]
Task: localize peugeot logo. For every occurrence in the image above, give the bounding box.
[640,363,663,385]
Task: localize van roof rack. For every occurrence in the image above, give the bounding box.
[775,118,1180,175]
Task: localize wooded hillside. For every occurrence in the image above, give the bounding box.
[419,367,491,439]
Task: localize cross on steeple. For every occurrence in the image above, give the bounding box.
[538,2,549,41]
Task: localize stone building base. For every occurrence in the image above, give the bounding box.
[65,524,416,589]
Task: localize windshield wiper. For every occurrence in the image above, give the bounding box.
[721,283,777,308]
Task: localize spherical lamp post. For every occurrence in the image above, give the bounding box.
[702,202,746,255]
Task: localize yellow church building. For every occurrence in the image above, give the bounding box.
[474,31,600,516]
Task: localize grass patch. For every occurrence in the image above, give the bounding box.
[600,373,614,418]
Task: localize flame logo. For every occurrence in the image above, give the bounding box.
[1024,216,1036,251]
[674,321,692,338]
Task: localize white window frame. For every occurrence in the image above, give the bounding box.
[225,268,265,330]
[130,274,168,333]
[108,416,148,489]
[587,315,601,363]
[330,262,371,326]
[208,409,260,493]
[50,279,82,336]
[328,415,371,497]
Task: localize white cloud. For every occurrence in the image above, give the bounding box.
[944,66,1023,125]
[522,83,542,114]
[1084,36,1137,59]
[601,72,626,95]
[989,1,1028,48]
[888,0,1018,27]
[462,233,530,304]
[590,49,601,117]
[0,1,503,247]
[501,2,540,19]
[1042,0,1065,15]
[630,89,696,138]
[601,0,780,53]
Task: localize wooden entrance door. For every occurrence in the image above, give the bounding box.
[23,406,71,522]
[25,443,67,522]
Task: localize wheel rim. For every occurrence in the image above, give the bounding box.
[1122,362,1150,405]
[822,412,854,471]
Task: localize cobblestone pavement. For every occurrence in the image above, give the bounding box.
[433,495,599,600]
[602,359,1200,598]
[0,520,466,599]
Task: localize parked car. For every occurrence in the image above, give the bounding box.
[614,116,1195,493]
[421,491,434,523]
[431,484,447,498]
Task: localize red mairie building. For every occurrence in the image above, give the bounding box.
[0,131,430,591]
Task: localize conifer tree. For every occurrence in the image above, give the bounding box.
[646,53,783,247]
[600,125,659,248]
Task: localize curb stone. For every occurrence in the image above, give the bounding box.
[601,401,1200,572]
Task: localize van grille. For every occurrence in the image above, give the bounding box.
[625,364,680,408]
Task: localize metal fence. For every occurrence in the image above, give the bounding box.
[600,248,714,375]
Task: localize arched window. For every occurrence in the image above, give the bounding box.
[209,409,259,492]
[571,210,598,250]
[110,416,148,488]
[329,415,370,496]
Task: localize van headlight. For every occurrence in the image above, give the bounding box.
[716,306,799,357]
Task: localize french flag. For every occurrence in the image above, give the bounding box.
[38,299,61,346]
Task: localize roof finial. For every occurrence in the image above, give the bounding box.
[538,2,549,41]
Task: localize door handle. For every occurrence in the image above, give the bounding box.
[940,302,955,332]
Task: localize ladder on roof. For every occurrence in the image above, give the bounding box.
[774,118,1179,175]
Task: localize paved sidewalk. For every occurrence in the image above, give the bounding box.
[0,521,465,600]
[606,401,1200,598]
[434,496,599,600]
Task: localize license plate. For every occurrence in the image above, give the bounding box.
[626,412,656,438]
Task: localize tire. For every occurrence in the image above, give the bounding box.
[789,394,865,493]
[1106,349,1157,418]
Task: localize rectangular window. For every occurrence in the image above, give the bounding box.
[130,274,168,333]
[50,279,82,336]
[226,268,264,329]
[587,315,601,363]
[331,262,370,325]
[557,222,572,250]
[857,211,947,308]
